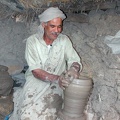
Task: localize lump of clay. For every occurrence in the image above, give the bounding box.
[0,65,13,96]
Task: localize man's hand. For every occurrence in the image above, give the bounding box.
[65,62,80,82]
[58,68,79,90]
[65,67,79,82]
[58,62,80,90]
[58,72,69,90]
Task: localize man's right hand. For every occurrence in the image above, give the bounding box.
[58,72,70,90]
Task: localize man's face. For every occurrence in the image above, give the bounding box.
[43,17,63,41]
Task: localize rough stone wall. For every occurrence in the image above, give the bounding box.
[0,0,119,17]
[0,18,30,74]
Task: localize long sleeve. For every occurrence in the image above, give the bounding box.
[64,36,82,71]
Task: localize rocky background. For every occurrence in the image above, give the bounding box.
[0,0,120,120]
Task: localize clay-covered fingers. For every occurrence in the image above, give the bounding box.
[73,73,79,79]
[58,68,80,90]
[58,80,64,90]
[61,79,69,87]
[65,68,80,82]
[59,72,69,90]
[59,79,69,90]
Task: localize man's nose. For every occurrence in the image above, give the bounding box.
[54,27,59,32]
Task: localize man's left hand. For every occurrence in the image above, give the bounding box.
[65,67,80,83]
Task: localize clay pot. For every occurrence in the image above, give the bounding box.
[58,76,93,120]
[0,65,13,96]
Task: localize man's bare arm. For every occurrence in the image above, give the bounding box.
[32,69,59,82]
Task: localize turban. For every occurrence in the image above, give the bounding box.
[38,7,66,23]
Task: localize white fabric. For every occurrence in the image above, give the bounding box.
[9,33,82,120]
[104,30,120,54]
[38,7,66,23]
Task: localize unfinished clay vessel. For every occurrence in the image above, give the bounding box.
[58,76,93,120]
[0,65,13,96]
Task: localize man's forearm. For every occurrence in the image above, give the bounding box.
[32,69,59,82]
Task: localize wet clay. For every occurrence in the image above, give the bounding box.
[58,76,93,120]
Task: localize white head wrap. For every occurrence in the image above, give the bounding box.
[38,7,66,35]
[38,7,66,22]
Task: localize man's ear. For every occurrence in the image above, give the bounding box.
[41,22,46,28]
